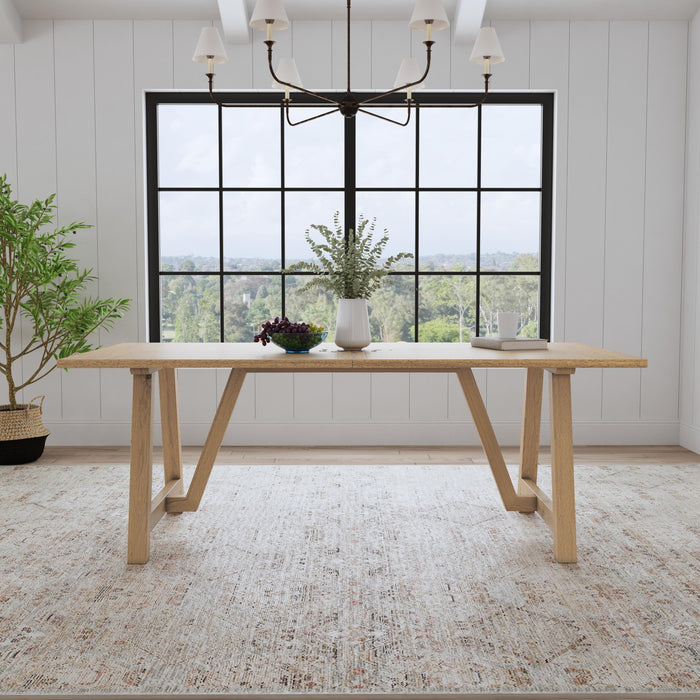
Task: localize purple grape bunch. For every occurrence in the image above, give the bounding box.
[254,317,322,346]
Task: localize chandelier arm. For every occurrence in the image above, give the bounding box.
[206,74,243,108]
[357,41,434,107]
[357,105,412,127]
[265,41,339,105]
[459,73,492,109]
[284,102,341,126]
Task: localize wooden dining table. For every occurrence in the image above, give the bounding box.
[57,341,646,564]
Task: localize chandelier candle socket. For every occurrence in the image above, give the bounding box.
[193,0,504,126]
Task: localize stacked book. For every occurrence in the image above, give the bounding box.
[470,337,548,351]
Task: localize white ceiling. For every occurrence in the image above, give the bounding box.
[3,0,700,44]
[11,0,700,21]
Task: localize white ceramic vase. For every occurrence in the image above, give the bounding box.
[334,298,371,350]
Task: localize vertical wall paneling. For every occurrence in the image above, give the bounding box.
[293,21,333,90]
[294,373,333,420]
[409,373,448,420]
[565,22,609,420]
[332,21,371,90]
[94,20,137,345]
[177,367,217,426]
[680,11,700,449]
[14,20,61,418]
[450,25,484,90]
[134,21,173,342]
[0,44,17,187]
[680,16,699,431]
[489,21,530,89]
[256,373,294,420]
[0,15,691,446]
[641,21,687,421]
[486,368,525,422]
[529,21,570,342]
[601,21,648,419]
[691,14,700,435]
[54,20,102,421]
[94,20,138,419]
[371,373,410,420]
[14,21,56,201]
[220,26,254,90]
[225,371,256,420]
[333,373,371,420]
[448,372,469,420]
[0,44,17,405]
[370,21,410,90]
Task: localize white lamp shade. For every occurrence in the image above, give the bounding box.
[271,57,303,89]
[393,58,425,90]
[469,27,505,64]
[193,26,228,64]
[409,0,449,31]
[250,0,290,31]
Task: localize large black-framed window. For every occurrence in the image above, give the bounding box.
[146,91,553,343]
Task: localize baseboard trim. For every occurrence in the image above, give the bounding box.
[44,419,681,447]
[680,422,700,453]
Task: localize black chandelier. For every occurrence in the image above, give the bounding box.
[194,0,504,126]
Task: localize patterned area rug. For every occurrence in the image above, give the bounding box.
[0,462,699,695]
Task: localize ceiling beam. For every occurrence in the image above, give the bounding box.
[217,0,249,44]
[452,0,486,46]
[0,0,22,43]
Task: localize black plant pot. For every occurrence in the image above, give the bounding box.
[0,435,48,464]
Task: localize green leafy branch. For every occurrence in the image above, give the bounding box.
[282,212,413,299]
[0,174,130,409]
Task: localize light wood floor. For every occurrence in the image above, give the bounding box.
[36,444,700,466]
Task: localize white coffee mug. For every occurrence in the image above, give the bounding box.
[497,312,519,339]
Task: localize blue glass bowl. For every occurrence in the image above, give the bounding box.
[270,330,328,353]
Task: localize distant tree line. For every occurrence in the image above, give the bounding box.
[159,253,540,343]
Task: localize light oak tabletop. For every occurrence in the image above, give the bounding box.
[57,342,647,371]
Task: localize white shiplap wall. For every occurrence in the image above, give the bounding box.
[681,11,700,453]
[0,17,689,446]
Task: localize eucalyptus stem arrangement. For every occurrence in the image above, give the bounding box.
[283,212,413,299]
[0,174,130,410]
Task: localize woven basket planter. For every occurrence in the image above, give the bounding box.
[0,396,50,464]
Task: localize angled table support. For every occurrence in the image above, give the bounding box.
[57,342,646,565]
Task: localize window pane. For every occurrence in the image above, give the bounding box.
[285,192,344,264]
[480,192,540,271]
[222,107,280,187]
[284,275,336,337]
[368,275,414,342]
[225,275,281,342]
[285,108,344,187]
[481,104,542,188]
[420,108,477,187]
[223,192,281,271]
[160,274,220,342]
[159,192,219,269]
[158,104,218,188]
[419,274,476,343]
[479,275,540,337]
[355,192,415,259]
[419,192,477,271]
[356,108,416,187]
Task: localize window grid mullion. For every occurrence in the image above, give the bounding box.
[147,92,553,344]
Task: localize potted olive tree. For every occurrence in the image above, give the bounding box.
[0,174,130,464]
[284,213,412,350]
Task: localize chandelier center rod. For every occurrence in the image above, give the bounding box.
[346,0,351,94]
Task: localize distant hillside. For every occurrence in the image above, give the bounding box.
[159,251,532,272]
